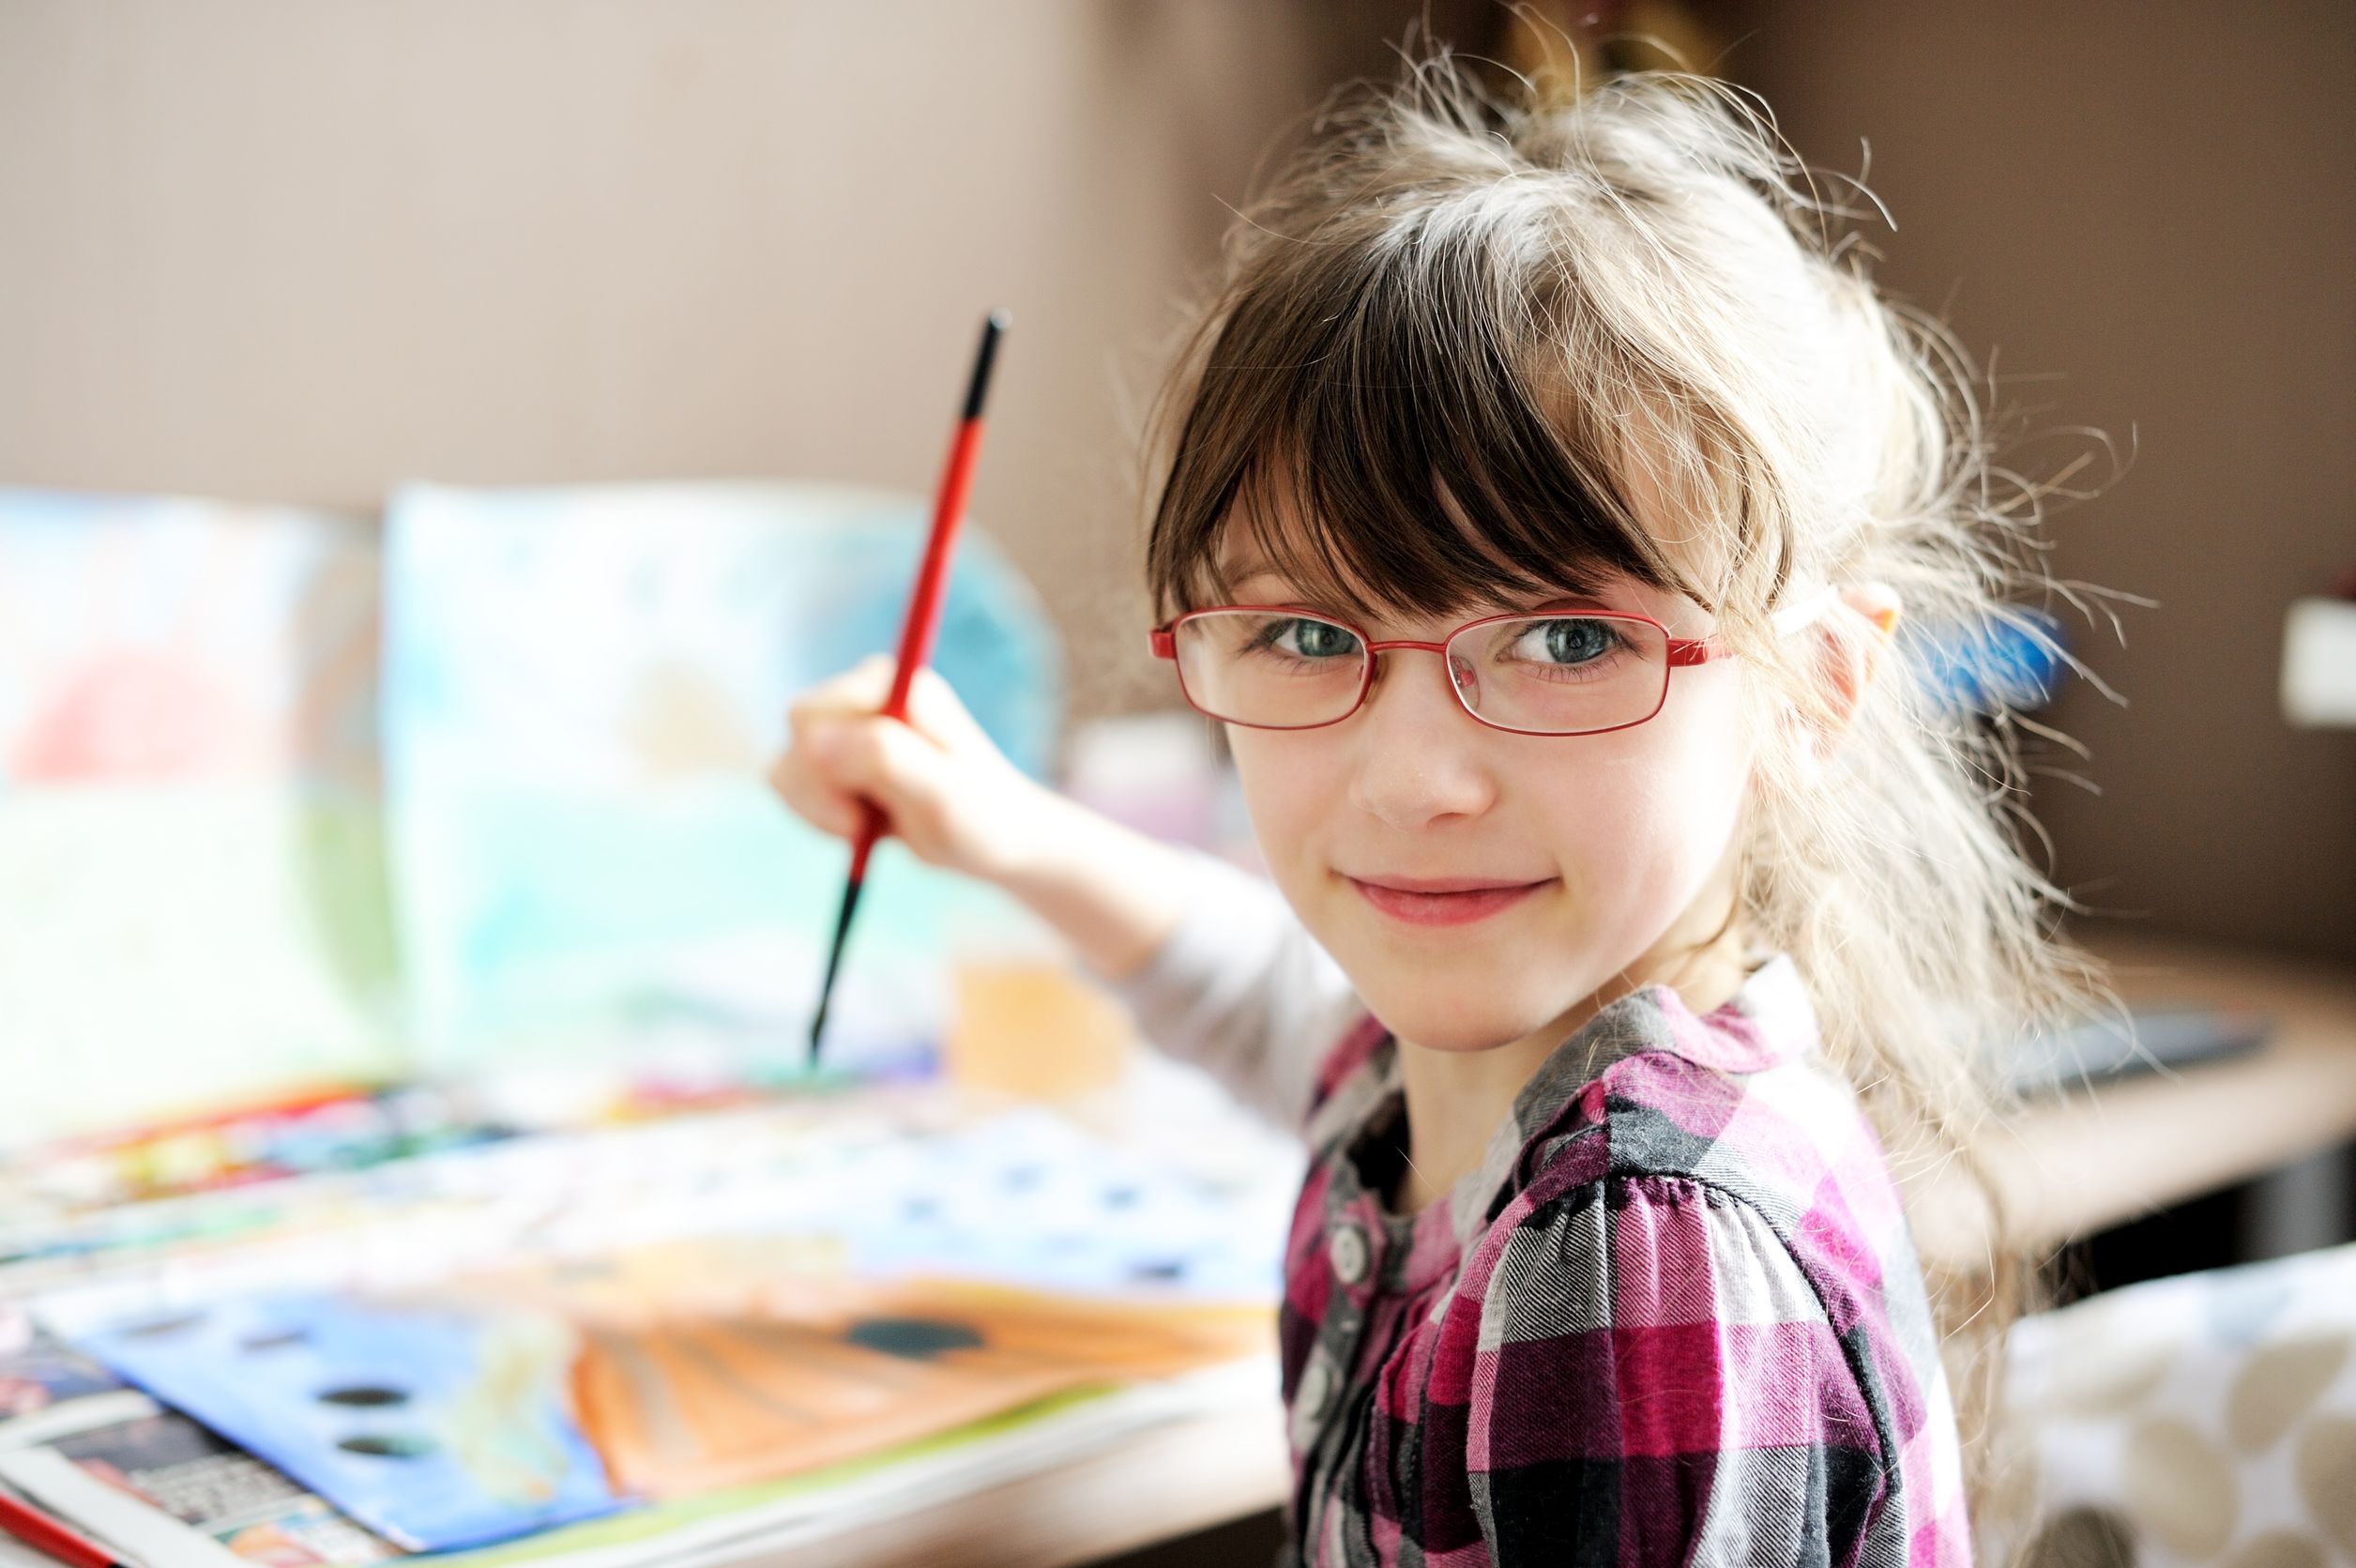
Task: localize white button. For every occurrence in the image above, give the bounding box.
[1329,1224,1370,1286]
[1296,1357,1335,1423]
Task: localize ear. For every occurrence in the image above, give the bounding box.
[1811,582,1903,756]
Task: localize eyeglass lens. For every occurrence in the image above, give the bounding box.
[1170,610,1671,734]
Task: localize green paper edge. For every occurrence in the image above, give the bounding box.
[418,1383,1125,1565]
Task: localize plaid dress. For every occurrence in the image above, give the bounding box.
[1274,957,1969,1566]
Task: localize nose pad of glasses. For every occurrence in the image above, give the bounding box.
[1447,651,1481,712]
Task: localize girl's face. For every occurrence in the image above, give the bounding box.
[1220,560,1755,1055]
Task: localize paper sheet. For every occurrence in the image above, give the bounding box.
[379,481,1063,1073]
[0,489,401,1145]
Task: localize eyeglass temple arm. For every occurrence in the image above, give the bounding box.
[1148,628,1177,660]
[1664,637,1714,667]
[1668,585,1844,665]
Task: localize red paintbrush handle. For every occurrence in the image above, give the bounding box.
[848,411,986,887]
[881,414,986,723]
[0,1490,123,1568]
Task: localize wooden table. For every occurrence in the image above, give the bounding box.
[752,935,2356,1565]
[1919,933,2356,1268]
[743,1397,1290,1567]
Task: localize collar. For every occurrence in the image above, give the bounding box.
[1306,955,1817,1256]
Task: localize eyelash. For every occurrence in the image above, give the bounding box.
[1243,618,1351,662]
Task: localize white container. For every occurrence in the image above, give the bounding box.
[2282,598,2356,729]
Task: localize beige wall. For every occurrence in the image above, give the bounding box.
[0,0,1411,719]
[1723,0,2356,963]
[8,1,2348,962]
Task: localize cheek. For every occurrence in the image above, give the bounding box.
[1226,728,1341,860]
[1538,679,1752,900]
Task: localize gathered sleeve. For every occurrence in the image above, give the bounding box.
[1458,1172,1892,1565]
[1107,848,1362,1133]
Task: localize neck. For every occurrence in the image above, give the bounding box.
[1388,892,1751,1214]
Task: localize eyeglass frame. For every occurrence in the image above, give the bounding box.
[1146,602,1723,738]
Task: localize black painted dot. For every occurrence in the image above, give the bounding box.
[240,1329,309,1352]
[337,1433,437,1460]
[844,1317,984,1361]
[120,1313,206,1339]
[1127,1259,1187,1283]
[317,1385,409,1408]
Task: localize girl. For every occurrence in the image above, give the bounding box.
[772,57,2085,1566]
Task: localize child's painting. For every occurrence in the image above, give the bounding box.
[44,1089,1292,1551]
[824,1104,1297,1302]
[75,1289,624,1553]
[560,1265,1272,1499]
[0,490,402,1145]
[72,1238,1270,1546]
[379,483,1063,1075]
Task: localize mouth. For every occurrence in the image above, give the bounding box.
[1344,873,1554,928]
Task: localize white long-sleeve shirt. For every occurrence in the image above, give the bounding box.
[1107,849,1363,1133]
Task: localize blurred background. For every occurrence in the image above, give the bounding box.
[0,4,2351,1564]
[3,0,2348,958]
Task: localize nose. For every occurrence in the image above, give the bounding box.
[1343,647,1497,830]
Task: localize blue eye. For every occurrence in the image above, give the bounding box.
[1517,617,1616,665]
[1267,618,1360,660]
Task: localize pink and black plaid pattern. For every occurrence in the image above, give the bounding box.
[1275,958,1968,1566]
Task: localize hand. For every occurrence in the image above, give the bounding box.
[769,657,1056,884]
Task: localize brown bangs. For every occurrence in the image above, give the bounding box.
[1147,209,1683,625]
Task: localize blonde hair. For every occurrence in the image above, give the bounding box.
[1144,54,2100,1527]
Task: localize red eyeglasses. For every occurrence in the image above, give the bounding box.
[1147,604,1721,736]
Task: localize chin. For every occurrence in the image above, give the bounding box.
[1317,925,1601,1055]
[1357,990,1557,1054]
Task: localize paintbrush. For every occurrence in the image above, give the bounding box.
[808,310,1009,1062]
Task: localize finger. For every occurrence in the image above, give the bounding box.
[767,750,868,840]
[819,717,958,852]
[786,657,898,730]
[903,668,996,752]
[799,666,991,758]
[819,713,948,799]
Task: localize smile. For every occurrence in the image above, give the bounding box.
[1345,875,1553,928]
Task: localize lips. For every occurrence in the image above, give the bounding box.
[1345,874,1552,928]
